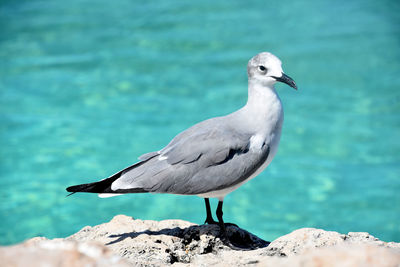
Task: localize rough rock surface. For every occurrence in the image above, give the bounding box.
[1,215,399,266]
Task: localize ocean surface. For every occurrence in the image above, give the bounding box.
[1,0,399,245]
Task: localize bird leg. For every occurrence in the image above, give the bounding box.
[216,200,246,250]
[216,200,227,234]
[204,198,218,224]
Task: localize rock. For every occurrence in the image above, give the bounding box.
[263,228,400,257]
[1,215,399,267]
[0,238,131,267]
[264,244,400,267]
[67,215,268,265]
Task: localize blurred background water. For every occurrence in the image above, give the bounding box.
[1,0,399,245]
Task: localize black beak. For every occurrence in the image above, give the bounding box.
[272,73,297,90]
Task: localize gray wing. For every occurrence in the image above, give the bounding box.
[111,119,270,195]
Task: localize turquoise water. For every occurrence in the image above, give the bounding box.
[1,0,400,245]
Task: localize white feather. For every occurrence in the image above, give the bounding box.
[98,193,123,198]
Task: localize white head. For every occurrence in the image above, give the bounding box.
[247,52,297,89]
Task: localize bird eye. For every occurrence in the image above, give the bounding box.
[258,65,266,71]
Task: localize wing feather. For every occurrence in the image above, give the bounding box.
[111,118,270,195]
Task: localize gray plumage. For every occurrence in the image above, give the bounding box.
[112,116,270,195]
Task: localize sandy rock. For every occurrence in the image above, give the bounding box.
[1,215,399,267]
[0,238,130,267]
[261,244,400,267]
[64,215,400,266]
[67,214,268,265]
[264,228,400,257]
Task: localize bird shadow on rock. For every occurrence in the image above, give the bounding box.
[106,223,270,251]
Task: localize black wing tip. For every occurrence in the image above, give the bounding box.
[65,185,79,197]
[66,183,88,192]
[65,159,154,196]
[65,185,82,197]
[66,186,74,192]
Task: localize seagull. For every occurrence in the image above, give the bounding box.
[66,52,297,244]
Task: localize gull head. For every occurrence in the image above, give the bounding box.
[247,52,297,90]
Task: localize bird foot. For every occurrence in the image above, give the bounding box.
[204,219,238,229]
[223,222,239,228]
[204,217,218,225]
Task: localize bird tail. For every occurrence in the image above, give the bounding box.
[66,160,151,196]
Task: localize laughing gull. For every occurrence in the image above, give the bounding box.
[67,52,297,241]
